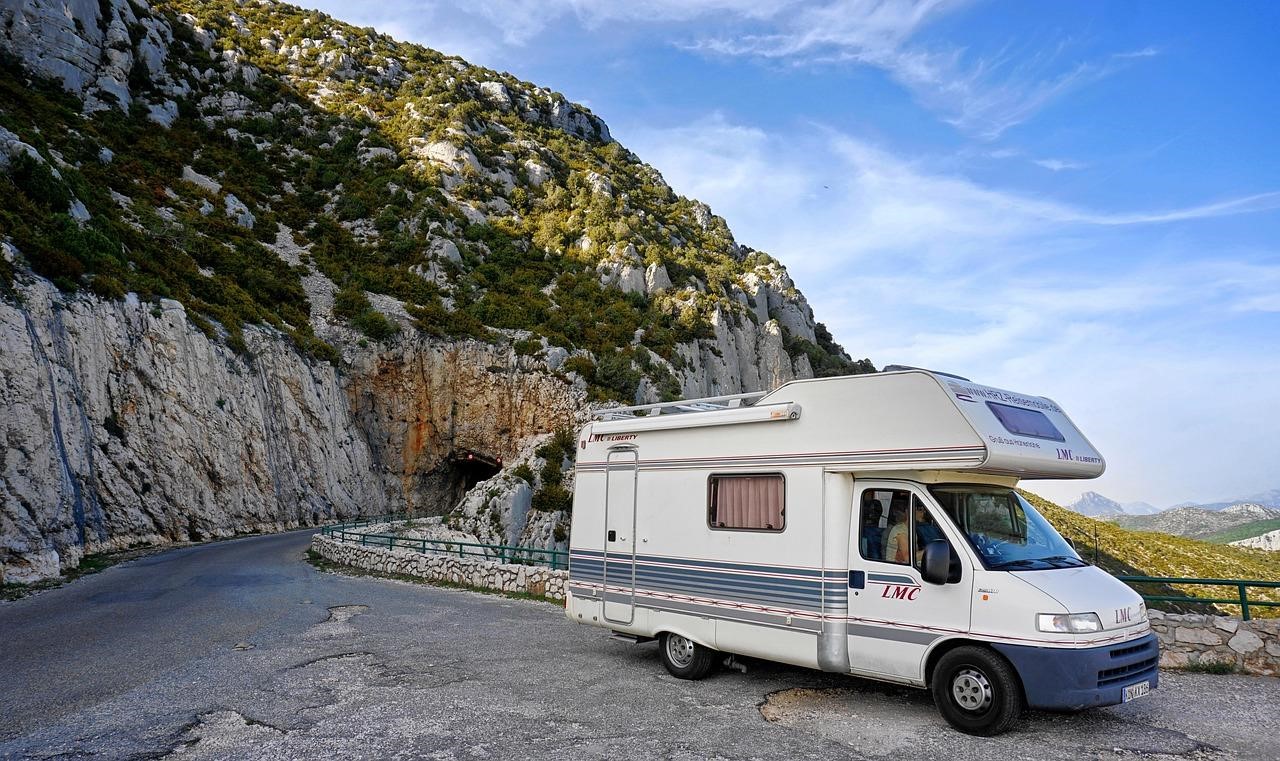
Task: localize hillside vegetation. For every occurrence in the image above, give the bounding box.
[1025,491,1280,618]
[1205,519,1280,545]
[0,0,867,404]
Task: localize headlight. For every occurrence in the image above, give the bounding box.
[1036,612,1103,633]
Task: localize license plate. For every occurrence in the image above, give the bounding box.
[1123,681,1150,702]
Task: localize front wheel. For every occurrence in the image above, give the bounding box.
[931,646,1024,736]
[658,632,717,680]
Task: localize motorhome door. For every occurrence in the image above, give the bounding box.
[847,481,973,682]
[602,446,638,624]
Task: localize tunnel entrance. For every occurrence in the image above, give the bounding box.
[451,449,503,492]
[407,449,505,516]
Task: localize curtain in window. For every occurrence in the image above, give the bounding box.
[715,475,784,530]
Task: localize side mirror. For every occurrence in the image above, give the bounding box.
[921,540,950,585]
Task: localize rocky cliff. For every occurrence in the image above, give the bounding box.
[0,0,869,582]
[0,272,582,581]
[1231,529,1280,553]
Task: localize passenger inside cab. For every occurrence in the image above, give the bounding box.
[884,497,911,563]
[860,497,884,560]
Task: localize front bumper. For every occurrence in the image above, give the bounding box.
[993,632,1159,711]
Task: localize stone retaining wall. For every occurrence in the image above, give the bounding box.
[311,534,567,601]
[1149,610,1280,676]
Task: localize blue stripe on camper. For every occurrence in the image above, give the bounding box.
[574,559,837,597]
[572,548,844,579]
[569,552,847,613]
[572,567,831,610]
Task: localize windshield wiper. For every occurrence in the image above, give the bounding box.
[1041,555,1088,568]
[989,556,1087,570]
[987,558,1044,570]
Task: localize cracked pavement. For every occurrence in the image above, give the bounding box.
[1,530,1276,760]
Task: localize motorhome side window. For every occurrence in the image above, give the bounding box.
[707,474,785,532]
[860,490,946,567]
[861,490,910,564]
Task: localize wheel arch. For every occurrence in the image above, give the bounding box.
[923,637,1025,699]
[654,626,715,651]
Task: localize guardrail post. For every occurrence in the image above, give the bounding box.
[1239,583,1251,621]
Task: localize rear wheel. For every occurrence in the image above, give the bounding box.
[931,646,1024,736]
[659,632,717,680]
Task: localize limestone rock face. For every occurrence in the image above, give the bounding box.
[521,92,611,143]
[670,307,804,398]
[0,0,180,114]
[341,337,581,517]
[0,274,581,582]
[1231,528,1280,551]
[644,263,672,295]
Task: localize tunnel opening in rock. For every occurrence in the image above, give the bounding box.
[413,449,504,516]
[453,449,503,492]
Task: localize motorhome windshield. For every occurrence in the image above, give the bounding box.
[929,485,1086,571]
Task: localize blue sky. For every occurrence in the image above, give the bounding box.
[301,0,1280,509]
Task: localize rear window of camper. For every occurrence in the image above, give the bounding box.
[986,401,1065,442]
[707,474,785,532]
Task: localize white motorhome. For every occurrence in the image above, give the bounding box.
[565,369,1157,736]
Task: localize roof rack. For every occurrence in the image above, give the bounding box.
[591,391,769,421]
[882,364,971,382]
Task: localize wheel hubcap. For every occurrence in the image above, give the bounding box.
[666,634,696,668]
[951,668,994,712]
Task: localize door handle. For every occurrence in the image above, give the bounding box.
[607,530,617,541]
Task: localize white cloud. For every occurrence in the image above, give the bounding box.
[1114,46,1161,59]
[624,113,1280,506]
[684,1,1157,138]
[1033,158,1086,171]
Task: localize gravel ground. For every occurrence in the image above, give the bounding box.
[1,530,1276,760]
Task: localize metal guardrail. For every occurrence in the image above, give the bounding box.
[321,516,569,571]
[1115,575,1280,621]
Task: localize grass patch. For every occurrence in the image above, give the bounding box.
[305,548,561,605]
[0,546,159,601]
[1176,659,1239,675]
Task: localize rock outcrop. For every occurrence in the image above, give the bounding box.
[0,274,579,582]
[1232,529,1280,552]
[0,0,184,115]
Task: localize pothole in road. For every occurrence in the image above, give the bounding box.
[758,687,923,754]
[305,604,369,637]
[162,710,284,759]
[326,605,369,623]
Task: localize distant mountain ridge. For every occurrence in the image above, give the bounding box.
[1066,487,1280,546]
[1111,503,1280,541]
[1067,491,1125,517]
[1067,487,1280,517]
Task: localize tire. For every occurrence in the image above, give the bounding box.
[658,632,717,680]
[931,646,1024,736]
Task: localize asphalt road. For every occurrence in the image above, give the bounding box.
[1,530,1277,760]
